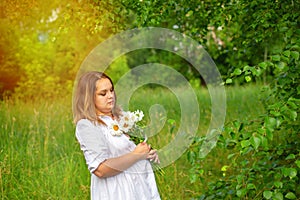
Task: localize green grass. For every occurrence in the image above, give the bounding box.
[0,85,266,199]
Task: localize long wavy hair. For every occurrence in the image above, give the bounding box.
[73,71,121,125]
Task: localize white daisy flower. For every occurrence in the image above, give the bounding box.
[134,110,144,122]
[117,111,134,132]
[118,119,132,133]
[109,120,123,136]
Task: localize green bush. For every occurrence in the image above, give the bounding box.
[188,29,300,200]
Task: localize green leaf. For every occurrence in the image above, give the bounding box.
[291,51,299,60]
[243,65,251,72]
[233,68,242,76]
[280,56,290,63]
[276,149,284,156]
[289,110,297,121]
[263,191,273,199]
[236,183,242,190]
[271,55,281,61]
[282,108,298,121]
[295,159,300,168]
[266,129,274,141]
[250,135,261,150]
[290,45,300,51]
[282,167,297,179]
[236,188,247,197]
[273,181,283,188]
[242,132,251,139]
[258,62,268,69]
[285,154,296,160]
[280,105,288,112]
[252,67,263,76]
[236,174,244,184]
[287,100,298,109]
[265,117,276,132]
[245,75,252,82]
[246,183,256,190]
[279,26,289,32]
[273,192,283,200]
[285,192,296,199]
[241,140,250,148]
[283,50,291,57]
[226,78,233,84]
[260,137,269,149]
[233,120,241,128]
[150,18,156,24]
[270,111,281,117]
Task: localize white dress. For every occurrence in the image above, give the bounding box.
[75,116,161,200]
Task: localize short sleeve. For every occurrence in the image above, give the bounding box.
[75,119,109,173]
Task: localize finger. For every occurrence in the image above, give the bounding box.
[155,156,160,164]
[147,153,160,163]
[153,153,160,163]
[146,154,155,160]
[148,149,156,155]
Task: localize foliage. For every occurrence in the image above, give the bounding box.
[187,1,300,198]
[120,0,223,81]
[105,54,131,83]
[2,0,298,97]
[121,0,299,85]
[0,0,128,100]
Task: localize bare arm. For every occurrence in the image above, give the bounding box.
[93,142,150,178]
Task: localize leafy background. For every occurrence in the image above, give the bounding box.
[0,0,299,199]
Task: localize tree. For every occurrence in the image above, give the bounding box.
[0,0,129,99]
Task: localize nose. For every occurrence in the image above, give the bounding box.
[108,90,114,98]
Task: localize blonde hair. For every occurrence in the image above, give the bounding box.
[73,71,121,125]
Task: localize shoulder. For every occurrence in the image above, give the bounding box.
[76,118,94,127]
[75,119,107,140]
[76,119,103,133]
[76,119,94,130]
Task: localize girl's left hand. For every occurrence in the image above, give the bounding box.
[147,148,160,164]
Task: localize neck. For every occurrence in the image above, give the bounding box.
[97,111,113,118]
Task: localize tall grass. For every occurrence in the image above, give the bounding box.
[0,98,90,199]
[0,85,265,199]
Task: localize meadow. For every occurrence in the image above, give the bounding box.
[0,85,266,200]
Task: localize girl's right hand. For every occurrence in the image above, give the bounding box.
[133,142,150,159]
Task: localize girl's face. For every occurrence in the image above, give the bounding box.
[94,78,115,116]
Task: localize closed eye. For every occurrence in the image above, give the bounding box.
[98,87,114,96]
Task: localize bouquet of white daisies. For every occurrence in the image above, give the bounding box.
[109,110,146,143]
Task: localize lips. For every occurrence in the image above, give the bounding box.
[108,100,114,105]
